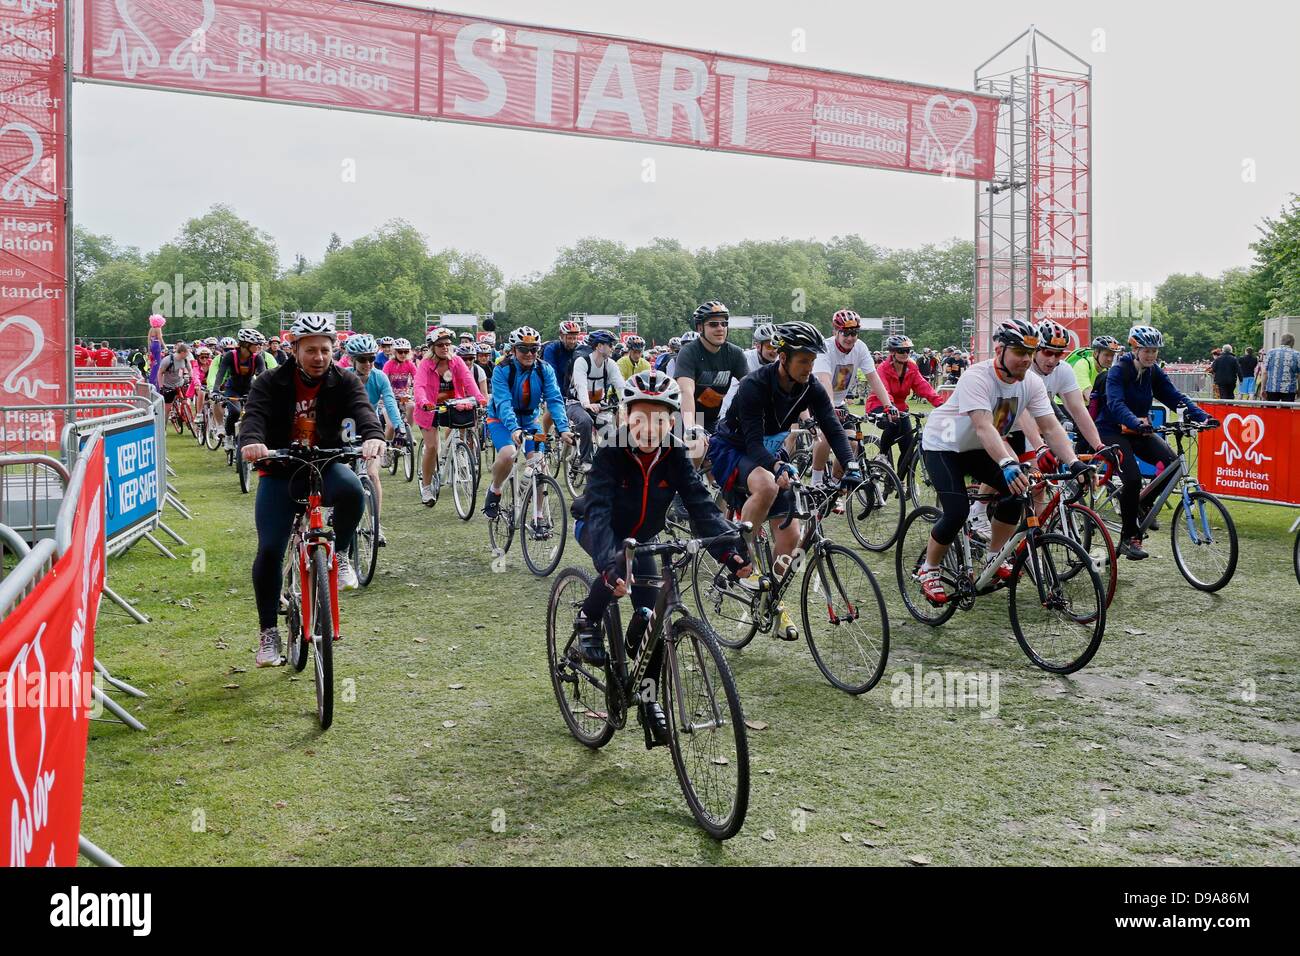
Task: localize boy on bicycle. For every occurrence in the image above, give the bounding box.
[572,370,750,747]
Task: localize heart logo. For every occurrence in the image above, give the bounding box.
[0,123,58,208]
[1216,413,1271,467]
[0,314,61,399]
[93,0,162,78]
[166,0,230,79]
[922,95,978,170]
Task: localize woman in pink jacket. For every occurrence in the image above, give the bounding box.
[414,327,486,505]
[864,334,947,471]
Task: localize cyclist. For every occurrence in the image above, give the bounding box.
[708,321,863,640]
[571,370,750,744]
[655,336,682,374]
[212,329,267,449]
[382,338,417,438]
[155,342,192,418]
[915,318,1089,604]
[1070,334,1122,408]
[1012,321,1108,457]
[375,336,396,370]
[811,309,895,488]
[568,329,626,471]
[617,335,650,379]
[414,327,486,505]
[239,314,385,666]
[540,318,585,437]
[864,333,947,468]
[676,301,750,461]
[942,348,968,385]
[345,334,407,544]
[1095,325,1218,561]
[718,322,778,419]
[474,342,496,398]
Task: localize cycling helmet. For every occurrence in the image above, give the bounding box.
[772,321,826,355]
[219,336,237,349]
[509,326,542,348]
[832,309,862,331]
[668,336,682,349]
[476,342,494,355]
[625,335,646,351]
[426,327,453,345]
[693,300,729,327]
[1036,320,1071,352]
[237,327,264,345]
[378,336,395,347]
[195,346,211,357]
[394,338,412,351]
[993,317,1039,349]
[588,329,616,347]
[289,314,336,340]
[459,331,474,341]
[345,333,379,356]
[679,331,699,344]
[622,369,681,412]
[454,344,475,358]
[884,334,914,351]
[1128,325,1164,349]
[1091,335,1122,353]
[752,323,776,344]
[559,318,584,335]
[204,336,219,347]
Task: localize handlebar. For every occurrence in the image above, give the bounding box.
[254,444,365,469]
[621,522,754,580]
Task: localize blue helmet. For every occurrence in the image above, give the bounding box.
[345,333,378,356]
[588,329,616,347]
[1128,325,1164,349]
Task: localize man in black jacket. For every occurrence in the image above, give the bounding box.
[239,316,386,667]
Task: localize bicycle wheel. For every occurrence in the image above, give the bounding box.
[403,441,416,483]
[903,449,937,509]
[546,568,616,748]
[846,460,905,552]
[564,450,587,500]
[238,453,252,494]
[452,442,476,520]
[283,549,309,672]
[894,506,959,627]
[387,443,399,476]
[311,548,335,729]
[1054,502,1118,609]
[205,407,224,450]
[1170,490,1238,592]
[352,476,379,587]
[1008,533,1105,674]
[662,617,749,840]
[691,547,763,649]
[487,479,516,556]
[521,474,567,577]
[802,543,890,694]
[171,405,184,435]
[1089,478,1124,535]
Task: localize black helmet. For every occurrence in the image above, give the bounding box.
[772,321,825,355]
[693,300,730,327]
[1091,335,1122,353]
[884,334,914,351]
[993,318,1039,350]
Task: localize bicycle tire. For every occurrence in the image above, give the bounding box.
[1008,532,1105,674]
[662,616,749,840]
[403,442,416,483]
[353,476,379,587]
[487,478,516,556]
[311,548,335,729]
[205,407,223,450]
[521,474,567,577]
[283,550,308,672]
[846,459,905,552]
[802,543,890,694]
[1045,502,1119,609]
[895,506,959,627]
[238,454,252,494]
[452,442,476,520]
[1170,490,1238,592]
[691,547,762,649]
[546,568,617,748]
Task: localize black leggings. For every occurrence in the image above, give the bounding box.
[1098,431,1176,538]
[252,463,363,629]
[577,523,663,674]
[922,449,1021,546]
[878,415,915,467]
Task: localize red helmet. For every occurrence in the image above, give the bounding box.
[832,309,862,331]
[559,319,584,335]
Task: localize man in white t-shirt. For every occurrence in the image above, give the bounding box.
[914,318,1089,605]
[810,309,894,486]
[568,329,627,469]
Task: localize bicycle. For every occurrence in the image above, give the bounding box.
[220,397,253,494]
[386,425,417,483]
[547,527,751,839]
[692,478,890,695]
[487,430,568,577]
[1089,420,1237,592]
[257,444,366,730]
[348,453,381,588]
[836,409,906,551]
[204,392,225,451]
[167,388,200,441]
[861,409,935,508]
[895,465,1107,674]
[1034,451,1119,610]
[421,400,482,519]
[563,397,619,500]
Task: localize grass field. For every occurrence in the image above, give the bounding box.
[81,421,1299,866]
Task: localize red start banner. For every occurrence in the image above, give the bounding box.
[75,0,999,179]
[0,0,68,426]
[1,437,103,867]
[1196,401,1300,507]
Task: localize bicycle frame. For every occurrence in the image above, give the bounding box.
[293,489,341,642]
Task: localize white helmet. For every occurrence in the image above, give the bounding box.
[290,314,337,340]
[679,331,699,344]
[622,369,681,412]
[753,323,776,343]
[393,338,412,351]
[219,337,237,350]
[509,326,542,348]
[237,327,264,345]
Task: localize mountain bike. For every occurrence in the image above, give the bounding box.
[487,431,568,576]
[167,389,200,441]
[895,464,1107,674]
[547,527,751,839]
[1089,420,1237,592]
[258,445,366,731]
[692,478,890,695]
[563,397,619,499]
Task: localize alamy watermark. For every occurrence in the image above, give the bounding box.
[151,273,261,321]
[890,663,1000,717]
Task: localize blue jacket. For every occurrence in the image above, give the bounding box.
[541,341,579,396]
[488,358,570,433]
[363,367,405,432]
[1098,353,1207,433]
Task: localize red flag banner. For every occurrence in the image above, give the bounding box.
[1196,401,1300,507]
[1,438,104,867]
[75,0,999,179]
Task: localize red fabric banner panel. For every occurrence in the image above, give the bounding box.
[1196,401,1300,506]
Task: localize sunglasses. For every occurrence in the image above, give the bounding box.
[705,321,729,329]
[891,348,912,355]
[515,345,540,354]
[840,329,860,337]
[353,355,376,365]
[1008,346,1036,358]
[396,350,410,356]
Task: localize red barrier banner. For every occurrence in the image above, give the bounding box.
[1196,401,1300,506]
[74,375,138,417]
[0,0,68,435]
[1,438,103,867]
[76,1,999,179]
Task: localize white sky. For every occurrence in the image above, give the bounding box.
[72,0,1300,287]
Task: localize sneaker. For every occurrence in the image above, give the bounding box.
[775,604,800,641]
[983,554,1015,583]
[575,614,607,667]
[256,627,284,667]
[915,567,948,605]
[1119,537,1149,561]
[969,514,993,540]
[483,489,502,519]
[419,484,435,506]
[638,701,671,749]
[337,553,359,590]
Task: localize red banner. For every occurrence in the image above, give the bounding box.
[0,0,68,430]
[76,1,999,179]
[74,374,138,418]
[1196,401,1300,506]
[1,437,103,867]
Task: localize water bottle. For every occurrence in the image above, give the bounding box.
[625,606,653,657]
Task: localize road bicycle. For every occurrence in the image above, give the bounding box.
[692,478,890,695]
[836,409,906,551]
[1034,451,1119,609]
[563,397,619,500]
[487,430,568,576]
[258,445,366,730]
[421,400,482,519]
[895,465,1107,674]
[547,526,751,838]
[1089,420,1237,592]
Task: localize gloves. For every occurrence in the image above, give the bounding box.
[999,457,1021,488]
[840,462,865,489]
[1203,416,1220,429]
[1138,422,1155,436]
[1068,459,1092,479]
[1035,445,1057,473]
[772,461,796,482]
